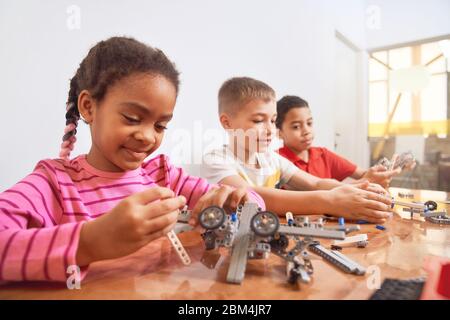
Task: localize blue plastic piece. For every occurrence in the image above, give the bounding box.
[338,217,345,226]
[231,212,237,222]
[376,225,386,231]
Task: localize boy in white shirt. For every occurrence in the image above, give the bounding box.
[203,143,298,188]
[201,77,392,224]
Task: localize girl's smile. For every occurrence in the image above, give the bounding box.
[121,146,150,161]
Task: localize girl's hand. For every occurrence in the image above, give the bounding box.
[189,185,250,225]
[76,187,186,266]
[327,181,392,224]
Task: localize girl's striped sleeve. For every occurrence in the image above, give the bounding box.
[0,167,86,282]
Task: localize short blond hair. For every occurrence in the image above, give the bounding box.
[218,77,276,115]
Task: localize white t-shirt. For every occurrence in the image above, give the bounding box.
[201,145,299,188]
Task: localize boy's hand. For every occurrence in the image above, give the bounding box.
[77,187,186,266]
[355,180,390,196]
[403,159,416,170]
[328,181,392,224]
[189,185,249,225]
[362,164,401,188]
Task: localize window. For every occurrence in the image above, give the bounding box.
[368,39,450,191]
[368,39,449,137]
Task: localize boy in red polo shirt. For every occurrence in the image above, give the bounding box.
[276,95,403,188]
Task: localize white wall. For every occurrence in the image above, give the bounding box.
[6,1,447,191]
[365,0,450,50]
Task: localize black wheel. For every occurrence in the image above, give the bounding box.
[250,211,280,237]
[424,201,437,211]
[199,206,226,230]
[270,234,289,251]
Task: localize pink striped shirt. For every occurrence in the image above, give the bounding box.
[0,154,265,282]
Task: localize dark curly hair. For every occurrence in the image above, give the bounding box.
[60,36,180,159]
[275,95,309,129]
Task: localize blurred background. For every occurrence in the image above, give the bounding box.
[368,38,450,191]
[0,0,449,192]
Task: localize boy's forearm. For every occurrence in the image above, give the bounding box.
[252,187,332,215]
[287,172,341,191]
[350,167,367,180]
[315,178,342,190]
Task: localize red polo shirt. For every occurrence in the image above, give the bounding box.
[278,146,357,181]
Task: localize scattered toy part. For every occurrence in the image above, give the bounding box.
[226,203,257,284]
[167,230,191,265]
[308,243,366,275]
[198,203,366,288]
[392,198,449,224]
[333,234,368,247]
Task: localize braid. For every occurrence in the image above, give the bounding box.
[59,76,80,160]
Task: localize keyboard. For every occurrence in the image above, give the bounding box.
[369,278,426,300]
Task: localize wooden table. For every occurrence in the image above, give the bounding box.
[0,187,449,300]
